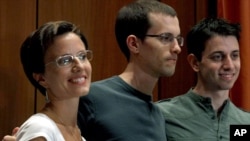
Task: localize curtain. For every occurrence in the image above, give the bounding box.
[218,0,250,111]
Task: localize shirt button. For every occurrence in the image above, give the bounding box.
[211,115,216,120]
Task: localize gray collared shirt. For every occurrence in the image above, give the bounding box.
[156,89,250,141]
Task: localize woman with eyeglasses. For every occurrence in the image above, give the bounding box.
[14,21,92,141]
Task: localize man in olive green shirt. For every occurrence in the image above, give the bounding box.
[157,18,250,141]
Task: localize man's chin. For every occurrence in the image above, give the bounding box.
[162,69,175,77]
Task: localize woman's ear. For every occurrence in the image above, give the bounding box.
[187,54,200,72]
[126,35,139,53]
[33,73,48,88]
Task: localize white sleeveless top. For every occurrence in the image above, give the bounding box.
[16,113,86,141]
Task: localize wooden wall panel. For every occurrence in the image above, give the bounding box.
[0,0,37,138]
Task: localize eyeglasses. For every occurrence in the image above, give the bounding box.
[45,50,93,67]
[145,33,184,47]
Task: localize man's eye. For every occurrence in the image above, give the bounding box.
[211,54,223,61]
[162,35,172,41]
[231,52,239,60]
